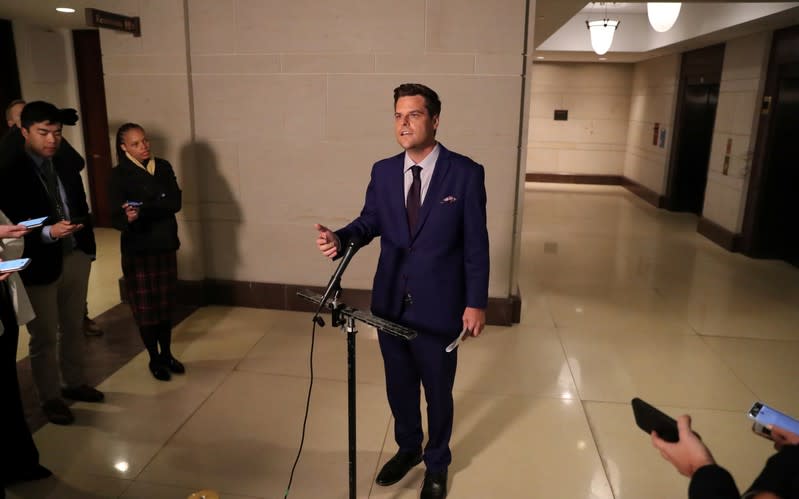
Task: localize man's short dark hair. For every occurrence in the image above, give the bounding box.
[394,83,441,118]
[20,100,62,130]
[4,99,25,121]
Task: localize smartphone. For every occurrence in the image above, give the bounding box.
[18,216,49,229]
[126,201,142,207]
[68,215,88,225]
[752,421,773,440]
[632,397,679,442]
[747,402,799,435]
[0,258,31,273]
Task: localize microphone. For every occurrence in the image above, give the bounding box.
[313,236,363,324]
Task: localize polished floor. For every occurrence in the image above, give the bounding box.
[8,183,799,499]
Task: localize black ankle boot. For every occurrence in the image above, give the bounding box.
[148,359,171,381]
[161,354,185,374]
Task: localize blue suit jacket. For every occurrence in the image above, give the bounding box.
[336,144,489,338]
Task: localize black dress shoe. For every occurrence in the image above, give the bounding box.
[376,450,423,486]
[2,464,52,486]
[149,360,171,381]
[421,470,447,499]
[41,398,75,425]
[161,354,185,374]
[61,384,104,402]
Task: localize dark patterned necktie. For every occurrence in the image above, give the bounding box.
[407,165,422,231]
[43,159,66,221]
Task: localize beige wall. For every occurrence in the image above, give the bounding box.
[100,0,530,299]
[622,54,681,193]
[526,62,633,175]
[100,0,204,280]
[702,32,771,232]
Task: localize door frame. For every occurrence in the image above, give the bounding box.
[0,19,22,137]
[72,29,113,228]
[663,44,725,212]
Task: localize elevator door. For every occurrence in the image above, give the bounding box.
[671,84,719,215]
[758,65,799,265]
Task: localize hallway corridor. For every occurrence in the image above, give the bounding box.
[8,183,799,499]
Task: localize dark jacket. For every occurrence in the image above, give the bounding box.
[0,140,96,286]
[109,156,181,254]
[689,446,799,499]
[335,144,489,338]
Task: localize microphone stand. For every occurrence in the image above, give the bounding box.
[298,288,416,499]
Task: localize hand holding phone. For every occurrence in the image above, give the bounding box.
[649,413,716,478]
[124,201,141,223]
[632,397,680,442]
[0,224,31,239]
[18,216,49,229]
[0,258,32,274]
[50,220,82,239]
[748,402,799,447]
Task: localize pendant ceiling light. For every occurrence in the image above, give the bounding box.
[585,19,620,56]
[647,2,681,32]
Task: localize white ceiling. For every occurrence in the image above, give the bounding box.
[535,1,799,62]
[0,1,798,64]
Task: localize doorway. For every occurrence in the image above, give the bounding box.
[72,29,113,228]
[742,26,799,266]
[665,44,725,215]
[0,19,22,138]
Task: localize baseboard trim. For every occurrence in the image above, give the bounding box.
[525,173,624,185]
[524,173,666,209]
[621,177,666,208]
[697,217,741,251]
[120,278,521,327]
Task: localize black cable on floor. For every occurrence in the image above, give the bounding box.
[283,319,317,498]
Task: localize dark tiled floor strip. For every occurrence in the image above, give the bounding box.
[17,303,197,432]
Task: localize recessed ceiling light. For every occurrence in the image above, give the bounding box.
[56,7,76,13]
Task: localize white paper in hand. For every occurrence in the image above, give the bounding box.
[445,328,471,353]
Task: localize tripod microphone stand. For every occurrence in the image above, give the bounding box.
[298,288,416,499]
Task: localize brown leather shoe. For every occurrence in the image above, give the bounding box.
[42,399,74,425]
[375,450,422,486]
[420,470,447,499]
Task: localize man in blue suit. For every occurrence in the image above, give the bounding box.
[315,83,489,499]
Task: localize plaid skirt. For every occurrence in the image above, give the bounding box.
[122,251,177,327]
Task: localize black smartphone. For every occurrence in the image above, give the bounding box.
[68,215,88,225]
[631,397,679,443]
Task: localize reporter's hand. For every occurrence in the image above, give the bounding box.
[50,221,83,239]
[651,414,715,477]
[315,223,340,259]
[123,203,140,223]
[0,258,10,282]
[0,224,31,239]
[770,425,799,450]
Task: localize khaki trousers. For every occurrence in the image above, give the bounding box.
[25,250,92,403]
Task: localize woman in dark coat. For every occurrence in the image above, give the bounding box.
[109,123,184,381]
